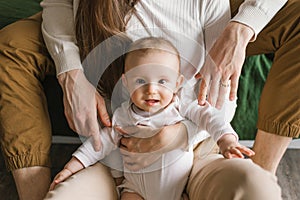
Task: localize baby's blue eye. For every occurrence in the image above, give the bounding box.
[158,79,167,84]
[136,79,146,84]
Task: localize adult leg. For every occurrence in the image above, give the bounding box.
[0,13,55,199]
[187,138,282,200]
[248,0,300,173]
[45,163,118,200]
[231,0,300,173]
[13,167,51,200]
[252,130,291,174]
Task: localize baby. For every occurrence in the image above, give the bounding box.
[50,37,254,200]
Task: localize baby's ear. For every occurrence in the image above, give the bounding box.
[121,74,128,88]
[176,74,184,90]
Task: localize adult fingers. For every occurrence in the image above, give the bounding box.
[96,93,111,127]
[120,137,144,153]
[64,113,75,131]
[91,133,102,152]
[117,125,159,139]
[115,125,139,136]
[81,105,101,151]
[229,73,239,101]
[62,99,76,131]
[207,76,221,107]
[197,74,210,106]
[119,137,132,151]
[120,149,160,171]
[215,79,230,109]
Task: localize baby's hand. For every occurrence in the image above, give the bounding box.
[221,145,255,159]
[49,168,73,191]
[217,134,255,159]
[49,157,84,191]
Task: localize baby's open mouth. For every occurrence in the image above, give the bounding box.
[145,99,159,105]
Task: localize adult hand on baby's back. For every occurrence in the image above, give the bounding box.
[58,69,111,151]
[196,22,254,109]
[116,123,187,170]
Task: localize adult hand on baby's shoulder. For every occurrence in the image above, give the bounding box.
[57,69,111,151]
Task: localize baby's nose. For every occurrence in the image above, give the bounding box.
[145,83,158,94]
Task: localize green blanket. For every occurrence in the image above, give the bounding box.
[0,0,42,28]
[0,0,272,139]
[231,55,272,139]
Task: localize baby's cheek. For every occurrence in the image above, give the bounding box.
[161,92,175,106]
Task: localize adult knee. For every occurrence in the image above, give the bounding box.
[215,159,282,200]
[187,158,282,200]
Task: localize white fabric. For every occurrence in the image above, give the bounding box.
[230,0,287,40]
[40,0,286,75]
[40,0,285,145]
[74,100,189,200]
[73,96,235,199]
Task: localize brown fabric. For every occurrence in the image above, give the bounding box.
[0,12,55,170]
[230,0,300,138]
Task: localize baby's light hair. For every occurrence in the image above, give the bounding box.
[125,37,180,72]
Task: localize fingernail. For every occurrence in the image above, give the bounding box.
[198,100,205,106]
[106,120,112,126]
[95,146,101,152]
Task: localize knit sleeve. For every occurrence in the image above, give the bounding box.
[231,0,287,40]
[40,0,83,76]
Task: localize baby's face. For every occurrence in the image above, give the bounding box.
[124,51,182,114]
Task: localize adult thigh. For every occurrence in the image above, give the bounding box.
[45,163,118,200]
[0,12,55,170]
[187,154,282,200]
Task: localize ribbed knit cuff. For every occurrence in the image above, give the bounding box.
[52,48,83,76]
[231,0,287,41]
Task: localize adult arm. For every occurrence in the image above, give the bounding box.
[197,0,287,108]
[41,0,111,151]
[41,0,81,75]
